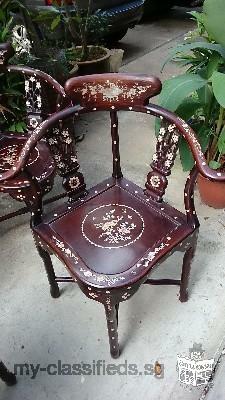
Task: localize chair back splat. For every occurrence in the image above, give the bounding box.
[65,73,162,182]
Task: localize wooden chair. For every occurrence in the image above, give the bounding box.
[0,42,71,222]
[1,73,224,358]
[0,361,16,386]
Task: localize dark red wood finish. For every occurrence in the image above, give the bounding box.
[2,73,225,358]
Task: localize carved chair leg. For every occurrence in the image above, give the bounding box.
[179,240,197,303]
[37,246,60,299]
[0,361,17,386]
[104,302,120,359]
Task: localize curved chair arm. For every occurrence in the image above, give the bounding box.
[0,105,81,183]
[146,103,225,182]
[4,65,66,101]
[184,167,199,227]
[1,101,224,185]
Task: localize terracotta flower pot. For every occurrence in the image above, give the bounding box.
[198,173,225,208]
[74,46,111,76]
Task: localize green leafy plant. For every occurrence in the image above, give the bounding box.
[158,0,225,171]
[32,0,109,63]
[0,72,26,133]
[0,0,27,132]
[0,0,22,41]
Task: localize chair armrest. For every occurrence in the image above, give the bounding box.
[0,105,81,183]
[147,104,225,182]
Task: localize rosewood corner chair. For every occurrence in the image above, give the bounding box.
[1,73,225,358]
[0,42,75,222]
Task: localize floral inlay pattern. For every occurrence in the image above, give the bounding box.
[146,120,180,200]
[130,241,171,275]
[47,126,78,176]
[79,268,125,287]
[82,204,144,249]
[0,144,39,171]
[178,118,205,159]
[150,175,160,188]
[52,236,79,264]
[153,123,180,173]
[73,80,152,103]
[69,176,80,190]
[95,209,136,244]
[25,76,42,115]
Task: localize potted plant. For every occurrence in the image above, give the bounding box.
[157,0,225,208]
[0,0,27,133]
[17,0,71,83]
[30,0,111,75]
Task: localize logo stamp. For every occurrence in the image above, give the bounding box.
[177,343,214,387]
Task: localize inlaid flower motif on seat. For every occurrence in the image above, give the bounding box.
[82,204,144,249]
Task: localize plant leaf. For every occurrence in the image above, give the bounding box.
[206,52,223,79]
[218,126,225,155]
[159,73,207,112]
[15,122,25,133]
[51,14,61,30]
[203,0,225,48]
[211,71,225,108]
[176,97,202,121]
[162,42,225,71]
[179,137,194,171]
[209,160,221,169]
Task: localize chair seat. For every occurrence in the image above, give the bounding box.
[34,177,196,288]
[0,132,55,190]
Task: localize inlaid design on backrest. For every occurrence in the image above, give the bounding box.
[73,80,153,104]
[65,74,162,109]
[47,119,86,197]
[82,204,144,249]
[65,74,162,184]
[47,124,77,175]
[145,120,180,202]
[24,76,42,129]
[5,66,43,132]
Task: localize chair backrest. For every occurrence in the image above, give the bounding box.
[65,73,162,182]
[63,73,182,195]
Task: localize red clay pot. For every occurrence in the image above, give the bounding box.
[198,173,225,208]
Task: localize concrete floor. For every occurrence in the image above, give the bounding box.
[1,8,225,400]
